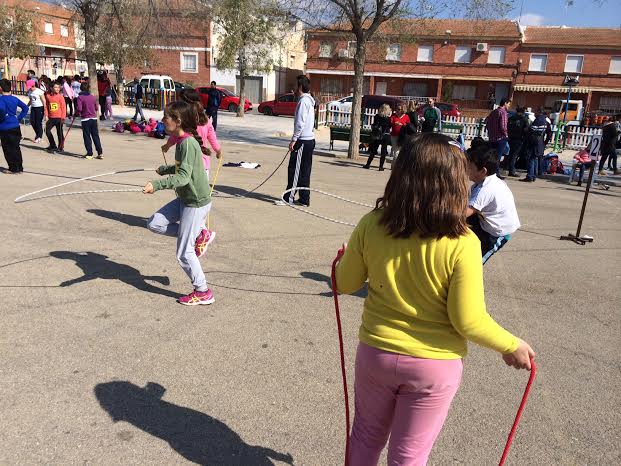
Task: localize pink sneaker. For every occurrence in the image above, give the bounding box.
[177,289,215,306]
[194,229,216,258]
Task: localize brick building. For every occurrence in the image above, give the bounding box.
[306,19,522,106]
[305,19,621,114]
[3,0,84,80]
[513,26,621,114]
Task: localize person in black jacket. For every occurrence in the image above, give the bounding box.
[398,100,420,147]
[206,81,221,131]
[506,107,529,177]
[364,104,392,170]
[598,116,620,176]
[132,77,146,123]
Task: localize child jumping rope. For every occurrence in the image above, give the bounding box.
[161,89,222,244]
[334,133,535,466]
[143,101,215,306]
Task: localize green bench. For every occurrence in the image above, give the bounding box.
[329,125,372,150]
[440,122,465,138]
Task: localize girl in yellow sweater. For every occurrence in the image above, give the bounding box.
[335,133,535,466]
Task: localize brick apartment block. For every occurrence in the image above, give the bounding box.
[305,19,621,114]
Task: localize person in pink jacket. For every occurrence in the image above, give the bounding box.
[61,77,75,118]
[161,89,222,250]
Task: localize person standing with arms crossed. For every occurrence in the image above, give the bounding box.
[206,81,221,131]
[274,75,316,207]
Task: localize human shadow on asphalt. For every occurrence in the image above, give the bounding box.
[20,142,84,158]
[214,184,281,203]
[49,251,179,298]
[94,381,294,466]
[87,209,148,228]
[300,271,368,298]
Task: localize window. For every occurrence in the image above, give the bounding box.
[44,22,53,34]
[320,77,343,94]
[609,57,621,74]
[164,79,173,90]
[452,84,476,100]
[529,54,547,72]
[319,42,334,58]
[565,55,583,73]
[417,45,433,62]
[348,41,357,58]
[403,82,428,97]
[386,44,401,61]
[60,25,69,37]
[278,94,294,102]
[454,46,472,63]
[487,46,505,64]
[180,52,198,73]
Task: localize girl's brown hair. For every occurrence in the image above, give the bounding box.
[376,133,469,239]
[164,100,208,155]
[178,88,208,126]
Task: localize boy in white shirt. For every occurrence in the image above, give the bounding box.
[466,140,520,264]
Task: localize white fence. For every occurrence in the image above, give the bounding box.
[317,105,601,150]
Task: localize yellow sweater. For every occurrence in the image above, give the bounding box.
[335,210,519,359]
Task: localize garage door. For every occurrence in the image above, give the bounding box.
[236,76,262,104]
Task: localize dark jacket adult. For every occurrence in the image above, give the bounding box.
[601,121,619,155]
[206,87,221,109]
[508,112,529,141]
[399,111,420,145]
[135,82,143,100]
[371,115,391,137]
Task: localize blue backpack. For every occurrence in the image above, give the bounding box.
[153,121,166,139]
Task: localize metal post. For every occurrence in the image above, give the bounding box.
[560,150,596,245]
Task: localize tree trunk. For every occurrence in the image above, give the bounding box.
[116,63,125,107]
[84,22,98,99]
[348,42,366,159]
[236,49,246,118]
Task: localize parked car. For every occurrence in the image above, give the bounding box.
[326,95,353,111]
[139,74,175,91]
[361,95,407,110]
[196,86,252,112]
[417,101,461,118]
[174,81,194,93]
[258,93,297,116]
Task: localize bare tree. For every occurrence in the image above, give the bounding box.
[0,5,39,76]
[98,0,157,105]
[287,0,516,158]
[210,0,288,117]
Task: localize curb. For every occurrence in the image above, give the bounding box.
[540,173,621,187]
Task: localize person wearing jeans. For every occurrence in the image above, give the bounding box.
[132,77,146,123]
[27,79,45,142]
[485,98,511,179]
[0,79,29,173]
[44,82,66,153]
[77,82,103,159]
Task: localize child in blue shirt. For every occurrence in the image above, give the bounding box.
[0,79,29,173]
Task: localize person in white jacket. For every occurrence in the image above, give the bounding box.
[278,75,316,207]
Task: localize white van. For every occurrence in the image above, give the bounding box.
[139,74,175,91]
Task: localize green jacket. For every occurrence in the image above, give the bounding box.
[151,136,211,207]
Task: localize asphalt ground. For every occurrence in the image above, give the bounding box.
[0,122,619,465]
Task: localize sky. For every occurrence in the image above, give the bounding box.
[510,0,621,28]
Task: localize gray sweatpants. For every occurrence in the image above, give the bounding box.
[147,198,211,291]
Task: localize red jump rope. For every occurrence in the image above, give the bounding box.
[330,249,536,466]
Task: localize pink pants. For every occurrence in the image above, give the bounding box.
[349,343,463,466]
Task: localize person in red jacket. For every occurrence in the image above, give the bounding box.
[44,82,66,154]
[389,103,410,169]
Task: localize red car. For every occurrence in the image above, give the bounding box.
[417,102,461,118]
[196,86,252,112]
[258,93,297,116]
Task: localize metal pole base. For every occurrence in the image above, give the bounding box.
[560,234,594,245]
